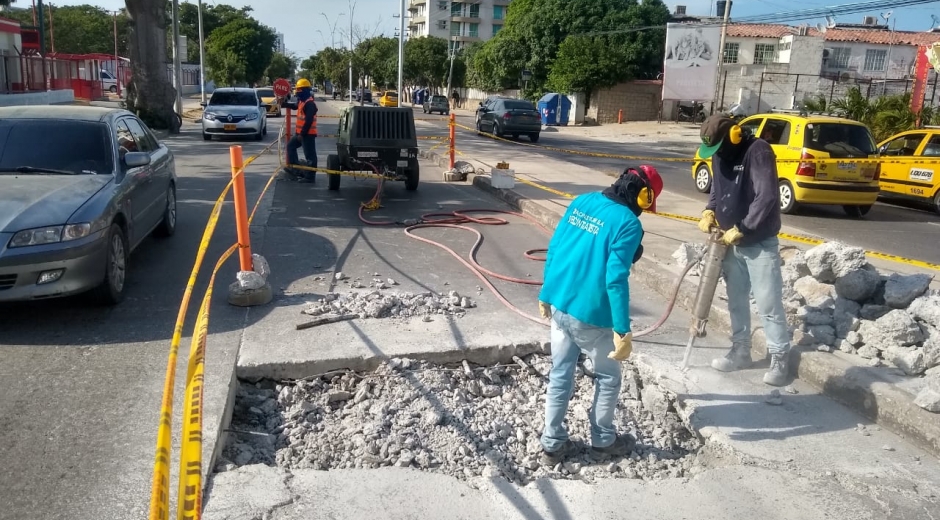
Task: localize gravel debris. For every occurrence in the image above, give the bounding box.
[302,289,475,320]
[220,356,703,484]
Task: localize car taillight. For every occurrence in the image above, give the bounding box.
[796,151,816,177]
[873,162,881,181]
[503,112,512,120]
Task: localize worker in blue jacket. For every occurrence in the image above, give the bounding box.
[537,165,663,464]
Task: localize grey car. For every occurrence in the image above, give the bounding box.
[423,94,449,115]
[0,106,177,304]
[475,98,542,142]
[201,87,268,141]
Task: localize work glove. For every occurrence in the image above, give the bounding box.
[608,332,634,361]
[538,301,552,320]
[698,210,717,234]
[721,226,744,246]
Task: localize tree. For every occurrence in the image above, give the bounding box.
[204,17,276,86]
[298,54,324,84]
[265,52,297,83]
[125,0,180,132]
[356,36,397,88]
[314,47,352,90]
[547,36,625,100]
[177,1,253,62]
[404,36,449,87]
[2,4,130,55]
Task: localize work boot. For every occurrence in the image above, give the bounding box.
[763,352,791,386]
[711,342,752,372]
[540,439,577,466]
[591,434,636,459]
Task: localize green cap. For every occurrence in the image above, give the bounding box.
[698,114,736,159]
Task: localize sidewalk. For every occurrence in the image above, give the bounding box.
[419,141,940,459]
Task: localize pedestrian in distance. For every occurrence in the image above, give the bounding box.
[537,165,664,465]
[284,78,319,183]
[696,114,793,386]
[451,89,461,110]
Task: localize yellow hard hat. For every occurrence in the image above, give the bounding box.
[295,78,312,89]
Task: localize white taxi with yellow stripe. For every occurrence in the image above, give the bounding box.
[877,129,940,214]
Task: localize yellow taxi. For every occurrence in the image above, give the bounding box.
[379,91,399,108]
[255,87,282,117]
[876,128,940,214]
[692,113,881,218]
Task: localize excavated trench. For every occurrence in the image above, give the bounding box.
[218,354,705,484]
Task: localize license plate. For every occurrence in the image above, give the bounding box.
[224,124,236,131]
[836,161,855,171]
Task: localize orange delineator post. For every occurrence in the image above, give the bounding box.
[284,108,293,166]
[449,113,456,169]
[618,109,623,124]
[229,145,253,272]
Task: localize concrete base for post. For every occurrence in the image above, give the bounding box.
[227,281,274,307]
[442,170,465,182]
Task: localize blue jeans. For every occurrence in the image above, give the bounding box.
[722,237,791,355]
[287,135,317,178]
[541,309,622,452]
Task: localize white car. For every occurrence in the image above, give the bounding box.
[201,87,268,141]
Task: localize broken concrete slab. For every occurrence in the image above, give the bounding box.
[793,276,836,307]
[804,241,867,283]
[914,375,940,413]
[884,273,933,309]
[834,269,881,302]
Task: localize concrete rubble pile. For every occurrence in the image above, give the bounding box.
[219,355,703,484]
[674,241,940,413]
[302,273,476,320]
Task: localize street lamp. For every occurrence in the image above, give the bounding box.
[171,0,183,117]
[320,12,343,48]
[394,4,406,107]
[197,0,207,104]
[348,2,356,105]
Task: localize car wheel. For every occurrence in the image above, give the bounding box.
[405,164,419,191]
[90,223,128,305]
[779,180,798,214]
[475,119,483,133]
[154,184,177,238]
[493,122,504,138]
[529,133,540,143]
[109,85,117,93]
[694,164,712,193]
[444,111,449,116]
[842,205,867,219]
[934,189,940,215]
[262,124,268,137]
[327,154,341,191]
[423,107,427,113]
[255,127,263,141]
[203,133,211,141]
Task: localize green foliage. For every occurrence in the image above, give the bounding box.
[205,17,276,86]
[265,52,297,84]
[178,2,253,63]
[466,0,669,97]
[404,36,449,86]
[4,4,130,55]
[801,94,830,114]
[357,36,398,88]
[299,54,323,85]
[829,87,938,142]
[312,47,353,90]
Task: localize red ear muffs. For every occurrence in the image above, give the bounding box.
[628,167,655,210]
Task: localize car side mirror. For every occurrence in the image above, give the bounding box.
[478,102,483,107]
[123,151,151,168]
[878,144,888,154]
[200,102,207,107]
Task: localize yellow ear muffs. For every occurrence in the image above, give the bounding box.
[637,187,654,210]
[729,124,743,145]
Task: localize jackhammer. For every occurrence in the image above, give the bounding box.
[681,228,730,369]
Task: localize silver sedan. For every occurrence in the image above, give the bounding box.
[0,106,177,304]
[201,87,268,141]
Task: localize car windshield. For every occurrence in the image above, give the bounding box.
[432,96,447,102]
[256,89,274,98]
[209,91,257,106]
[804,123,876,157]
[0,119,114,175]
[385,92,398,98]
[503,100,535,110]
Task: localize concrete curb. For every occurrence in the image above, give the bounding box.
[465,172,940,459]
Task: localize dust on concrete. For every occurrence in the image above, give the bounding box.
[217,355,704,485]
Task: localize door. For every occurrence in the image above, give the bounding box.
[758,118,792,174]
[115,119,153,246]
[130,117,173,227]
[919,135,940,201]
[878,132,928,198]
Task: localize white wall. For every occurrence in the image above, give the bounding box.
[825,41,918,82]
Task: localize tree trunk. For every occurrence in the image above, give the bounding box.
[125,0,180,133]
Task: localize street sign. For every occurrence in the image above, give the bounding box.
[521,70,532,81]
[273,78,291,98]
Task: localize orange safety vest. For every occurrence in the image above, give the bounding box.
[295,99,318,136]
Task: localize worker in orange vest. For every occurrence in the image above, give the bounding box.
[284,78,318,183]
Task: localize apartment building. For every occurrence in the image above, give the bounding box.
[407,0,511,50]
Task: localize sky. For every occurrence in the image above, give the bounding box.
[36,0,940,60]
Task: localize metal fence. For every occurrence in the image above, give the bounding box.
[0,55,80,94]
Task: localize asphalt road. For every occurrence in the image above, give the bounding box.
[382,101,940,265]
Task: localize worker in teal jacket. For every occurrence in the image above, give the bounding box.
[537,165,663,464]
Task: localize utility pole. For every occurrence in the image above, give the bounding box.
[171,0,183,116]
[37,0,47,91]
[349,3,355,104]
[713,0,732,109]
[197,0,207,104]
[882,13,895,96]
[113,11,120,97]
[445,37,456,101]
[397,0,405,105]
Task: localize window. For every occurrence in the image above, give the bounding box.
[469,23,478,38]
[804,123,876,157]
[740,118,764,138]
[451,22,461,37]
[828,47,850,69]
[493,24,502,35]
[256,89,274,98]
[881,133,926,156]
[864,49,887,72]
[124,118,156,153]
[209,90,257,106]
[437,20,447,30]
[759,119,791,145]
[451,2,461,16]
[468,3,479,17]
[438,0,447,10]
[754,43,776,65]
[494,5,504,19]
[0,120,114,174]
[723,42,739,64]
[922,135,940,157]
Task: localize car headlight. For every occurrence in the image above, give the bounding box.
[245,112,259,121]
[204,112,216,121]
[9,223,92,248]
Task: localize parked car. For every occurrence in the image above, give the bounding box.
[423,94,449,115]
[475,98,542,142]
[100,69,121,94]
[201,87,268,141]
[0,106,177,304]
[354,89,373,104]
[691,113,880,217]
[379,91,399,108]
[876,129,940,214]
[255,87,283,117]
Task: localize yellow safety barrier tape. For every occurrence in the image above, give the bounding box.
[148,137,279,520]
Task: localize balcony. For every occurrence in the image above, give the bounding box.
[453,35,481,42]
[408,14,426,25]
[451,15,481,23]
[492,0,510,5]
[409,0,426,5]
